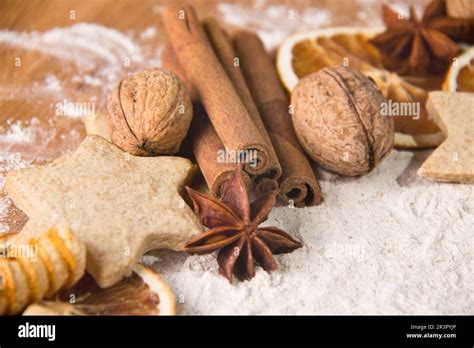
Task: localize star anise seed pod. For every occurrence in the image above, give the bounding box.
[370,0,474,75]
[183,166,302,282]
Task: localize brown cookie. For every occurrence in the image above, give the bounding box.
[6,135,203,288]
[418,92,474,183]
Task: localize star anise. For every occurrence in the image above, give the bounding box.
[183,166,302,282]
[370,0,474,75]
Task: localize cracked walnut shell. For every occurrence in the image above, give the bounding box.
[107,68,193,156]
[291,66,394,176]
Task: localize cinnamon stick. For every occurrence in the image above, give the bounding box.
[202,18,281,195]
[162,5,272,177]
[162,44,199,102]
[232,31,322,207]
[162,44,252,197]
[191,104,253,196]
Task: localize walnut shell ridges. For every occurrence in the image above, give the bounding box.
[107,68,193,156]
[291,66,394,176]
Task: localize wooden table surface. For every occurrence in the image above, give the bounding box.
[0,0,421,233]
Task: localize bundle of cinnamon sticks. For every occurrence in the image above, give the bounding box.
[162,4,322,207]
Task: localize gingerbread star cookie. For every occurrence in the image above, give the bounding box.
[82,111,111,141]
[5,135,203,288]
[418,92,474,183]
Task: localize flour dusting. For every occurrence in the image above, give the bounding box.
[0,151,33,233]
[0,117,43,232]
[0,23,145,98]
[218,2,332,49]
[149,150,473,314]
[0,120,35,144]
[140,26,157,40]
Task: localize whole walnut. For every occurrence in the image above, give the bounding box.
[107,68,193,156]
[291,66,394,176]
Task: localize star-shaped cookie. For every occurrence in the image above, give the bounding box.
[5,135,202,288]
[418,92,474,183]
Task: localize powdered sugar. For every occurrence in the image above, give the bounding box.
[149,150,473,314]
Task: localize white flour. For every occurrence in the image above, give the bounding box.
[0,23,143,71]
[0,118,42,232]
[0,151,32,233]
[218,2,332,49]
[148,150,473,314]
[0,120,35,144]
[0,199,9,233]
[140,26,157,40]
[0,23,145,98]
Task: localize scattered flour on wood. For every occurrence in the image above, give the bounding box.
[0,199,9,233]
[0,117,43,232]
[0,120,35,144]
[140,26,157,40]
[0,23,143,70]
[217,2,331,49]
[0,23,145,97]
[0,151,33,233]
[44,74,62,92]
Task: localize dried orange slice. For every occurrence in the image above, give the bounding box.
[22,264,176,315]
[277,27,446,148]
[443,47,474,92]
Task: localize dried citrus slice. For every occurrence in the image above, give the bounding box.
[22,264,176,315]
[443,47,474,92]
[277,27,446,148]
